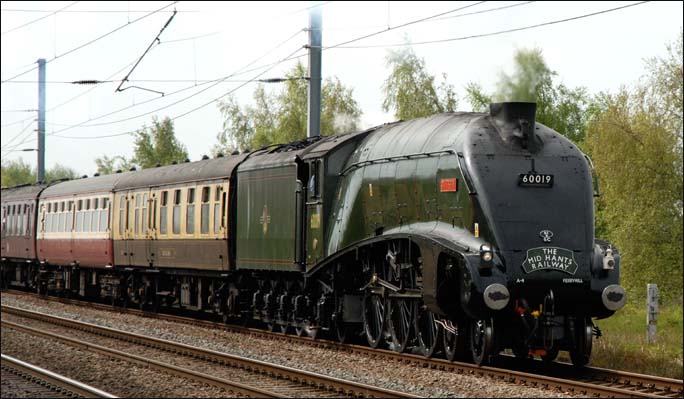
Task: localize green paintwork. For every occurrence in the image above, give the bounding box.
[236,163,299,271]
[326,115,475,256]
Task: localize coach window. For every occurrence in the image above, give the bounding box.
[135,194,141,235]
[84,199,91,233]
[221,191,227,230]
[66,201,73,232]
[19,205,24,235]
[92,198,100,233]
[37,204,44,233]
[19,204,28,236]
[17,205,22,236]
[48,204,53,233]
[99,198,108,232]
[9,205,14,236]
[118,196,125,236]
[76,200,83,232]
[42,204,49,234]
[201,186,210,234]
[16,204,21,235]
[141,194,148,235]
[57,202,65,233]
[160,191,168,235]
[173,189,181,235]
[1,206,6,237]
[27,204,32,236]
[56,202,62,233]
[186,188,195,234]
[19,204,24,235]
[52,203,57,233]
[13,205,17,235]
[17,204,22,236]
[28,204,32,234]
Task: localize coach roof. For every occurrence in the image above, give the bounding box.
[1,183,47,202]
[113,154,248,191]
[40,172,129,199]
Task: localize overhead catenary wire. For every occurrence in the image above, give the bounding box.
[2,27,305,145]
[317,1,535,32]
[1,8,194,13]
[44,28,306,135]
[51,46,307,140]
[322,1,487,51]
[1,1,79,35]
[327,1,652,49]
[0,1,178,84]
[1,119,36,155]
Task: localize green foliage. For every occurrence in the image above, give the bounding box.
[214,62,362,154]
[587,303,683,379]
[584,32,683,304]
[466,48,591,142]
[465,82,492,113]
[133,116,189,169]
[1,158,77,187]
[1,159,34,187]
[45,164,78,182]
[381,46,457,120]
[94,155,135,175]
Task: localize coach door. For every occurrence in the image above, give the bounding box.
[124,193,135,266]
[143,189,155,267]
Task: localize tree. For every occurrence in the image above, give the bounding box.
[214,61,362,154]
[1,159,33,187]
[94,155,135,175]
[1,159,77,187]
[584,32,683,303]
[133,116,188,168]
[45,164,78,182]
[466,48,591,143]
[382,46,456,120]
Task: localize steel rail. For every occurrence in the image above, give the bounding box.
[2,304,418,398]
[2,320,282,398]
[4,289,683,397]
[1,353,118,398]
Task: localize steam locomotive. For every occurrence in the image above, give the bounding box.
[1,102,626,366]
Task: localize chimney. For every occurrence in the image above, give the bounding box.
[489,102,540,153]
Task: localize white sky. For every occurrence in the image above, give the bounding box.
[1,1,682,176]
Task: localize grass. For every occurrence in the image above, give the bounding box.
[578,304,683,379]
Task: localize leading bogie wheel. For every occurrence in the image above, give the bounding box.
[443,320,468,362]
[570,317,593,367]
[470,318,495,365]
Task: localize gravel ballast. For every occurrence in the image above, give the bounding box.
[1,327,233,398]
[1,292,581,397]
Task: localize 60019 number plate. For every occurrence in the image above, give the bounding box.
[519,173,554,187]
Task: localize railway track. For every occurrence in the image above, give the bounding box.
[1,304,417,398]
[3,290,683,398]
[1,353,117,398]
